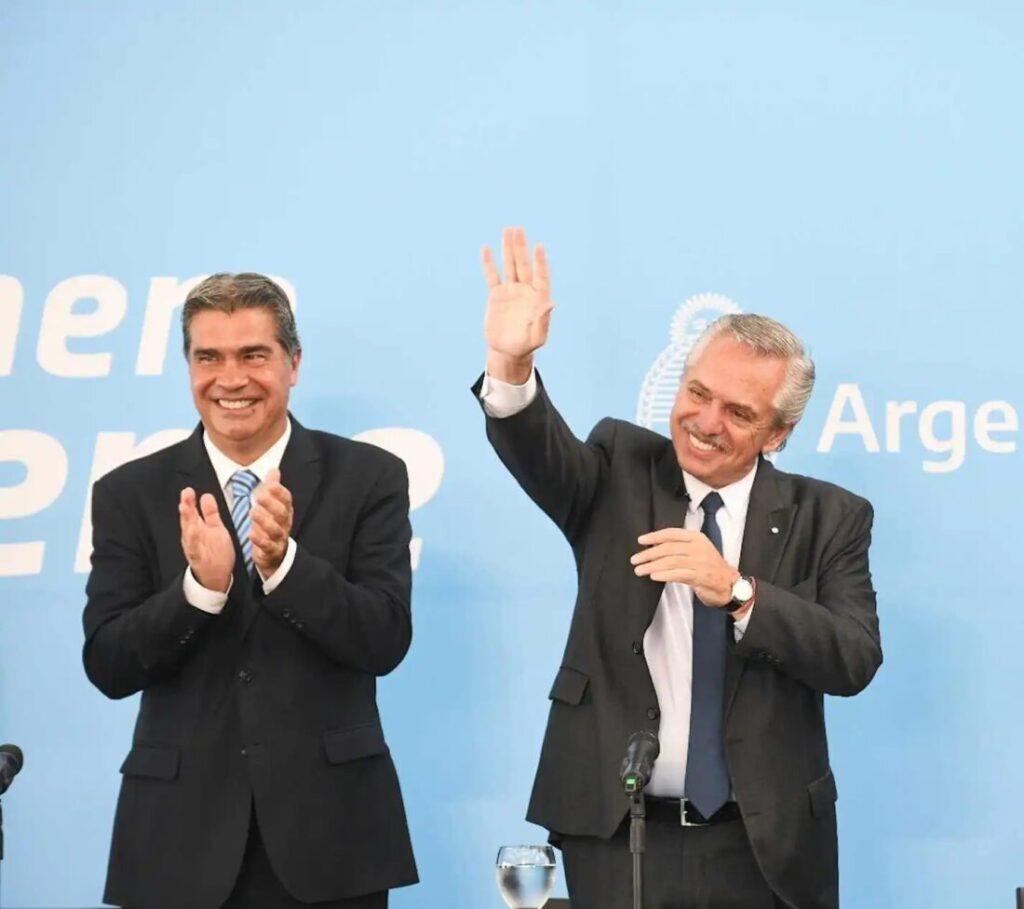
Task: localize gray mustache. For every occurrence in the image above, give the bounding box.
[681,422,729,453]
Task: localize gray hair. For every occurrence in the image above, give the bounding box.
[685,313,815,429]
[182,273,301,358]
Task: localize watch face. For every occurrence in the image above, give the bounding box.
[732,577,754,603]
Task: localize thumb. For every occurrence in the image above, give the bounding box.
[199,493,224,526]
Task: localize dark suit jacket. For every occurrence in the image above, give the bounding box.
[82,417,418,909]
[475,375,882,909]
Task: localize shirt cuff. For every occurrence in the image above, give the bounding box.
[258,537,297,594]
[479,369,538,418]
[183,568,230,614]
[732,602,754,641]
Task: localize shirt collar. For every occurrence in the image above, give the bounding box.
[683,458,759,520]
[202,418,293,493]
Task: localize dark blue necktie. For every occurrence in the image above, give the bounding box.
[684,491,731,818]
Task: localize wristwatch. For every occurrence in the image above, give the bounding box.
[728,575,755,611]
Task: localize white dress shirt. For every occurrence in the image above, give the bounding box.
[479,369,757,798]
[183,420,298,614]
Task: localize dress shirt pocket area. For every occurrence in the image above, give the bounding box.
[119,744,180,782]
[548,666,589,706]
[808,768,838,818]
[322,723,390,765]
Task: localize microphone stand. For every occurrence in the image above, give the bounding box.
[622,773,647,909]
[620,732,658,909]
[1,796,5,909]
[628,788,646,909]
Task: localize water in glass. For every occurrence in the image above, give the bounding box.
[495,845,556,909]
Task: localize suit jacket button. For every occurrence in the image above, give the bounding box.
[647,707,660,720]
[282,608,293,619]
[240,747,248,757]
[632,641,643,655]
[237,669,253,683]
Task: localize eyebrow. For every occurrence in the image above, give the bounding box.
[688,379,759,420]
[191,344,274,358]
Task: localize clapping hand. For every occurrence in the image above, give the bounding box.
[249,468,294,579]
[179,488,235,592]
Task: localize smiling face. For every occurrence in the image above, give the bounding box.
[670,335,793,489]
[187,308,300,464]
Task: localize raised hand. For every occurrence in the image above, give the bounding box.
[481,226,553,382]
[249,468,294,579]
[179,487,235,592]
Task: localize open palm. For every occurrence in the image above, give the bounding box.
[482,227,553,359]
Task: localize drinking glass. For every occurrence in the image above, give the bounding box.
[495,844,556,909]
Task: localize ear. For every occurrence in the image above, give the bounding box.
[289,350,302,386]
[762,423,793,454]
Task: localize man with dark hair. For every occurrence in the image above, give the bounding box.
[83,273,417,909]
[474,229,882,909]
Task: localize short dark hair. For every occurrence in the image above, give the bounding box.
[181,273,301,358]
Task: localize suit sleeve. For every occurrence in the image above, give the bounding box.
[732,499,882,696]
[82,475,217,699]
[256,455,413,676]
[472,371,614,544]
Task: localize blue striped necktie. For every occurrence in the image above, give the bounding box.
[684,491,731,818]
[229,469,260,575]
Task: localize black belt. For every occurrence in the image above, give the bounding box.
[645,797,742,826]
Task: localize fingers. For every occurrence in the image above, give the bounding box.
[179,488,198,526]
[637,528,699,546]
[534,244,550,299]
[249,522,277,553]
[631,542,695,568]
[179,488,200,542]
[179,488,202,559]
[250,504,289,544]
[252,496,290,526]
[650,568,698,584]
[251,536,277,562]
[481,246,500,289]
[259,469,293,504]
[512,227,533,285]
[199,493,224,527]
[501,227,517,284]
[634,556,698,583]
[253,473,293,522]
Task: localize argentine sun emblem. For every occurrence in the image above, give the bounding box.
[636,293,742,435]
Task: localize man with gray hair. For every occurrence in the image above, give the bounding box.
[474,228,881,908]
[84,273,417,908]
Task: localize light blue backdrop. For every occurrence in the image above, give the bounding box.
[2,1,1022,906]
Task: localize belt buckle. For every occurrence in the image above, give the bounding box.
[679,798,708,827]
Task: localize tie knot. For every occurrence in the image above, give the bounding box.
[701,491,724,517]
[230,469,259,498]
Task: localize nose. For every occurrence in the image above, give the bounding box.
[215,358,248,391]
[695,401,725,437]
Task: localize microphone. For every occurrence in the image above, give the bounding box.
[0,745,23,796]
[620,731,659,794]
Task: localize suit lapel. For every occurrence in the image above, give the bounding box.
[279,417,323,540]
[644,440,689,628]
[725,457,796,715]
